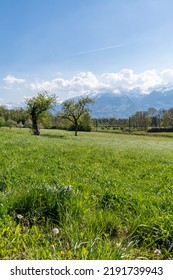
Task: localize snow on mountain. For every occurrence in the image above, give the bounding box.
[2,86,173,118]
[86,86,173,118]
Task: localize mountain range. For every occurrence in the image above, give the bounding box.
[54,86,173,118]
[3,86,173,119]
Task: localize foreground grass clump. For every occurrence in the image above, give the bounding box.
[0,128,173,259]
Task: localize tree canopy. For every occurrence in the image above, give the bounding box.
[58,97,94,136]
[25,92,57,135]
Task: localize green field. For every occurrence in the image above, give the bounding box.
[0,128,173,260]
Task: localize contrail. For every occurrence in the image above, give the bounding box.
[65,44,124,57]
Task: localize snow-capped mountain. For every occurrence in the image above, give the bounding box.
[85,87,173,118]
[141,88,173,111]
[89,92,138,118]
[52,86,173,118]
[3,86,173,118]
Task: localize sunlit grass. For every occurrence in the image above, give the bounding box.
[0,127,173,259]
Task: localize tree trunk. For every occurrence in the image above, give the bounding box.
[32,114,40,135]
[75,122,78,136]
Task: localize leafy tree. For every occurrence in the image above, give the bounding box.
[58,97,94,136]
[6,119,17,129]
[79,112,94,131]
[0,106,6,118]
[0,117,5,128]
[130,111,151,131]
[162,108,173,127]
[24,119,32,128]
[56,117,71,130]
[25,92,57,135]
[147,107,158,117]
[68,112,93,132]
[147,108,159,127]
[17,121,24,129]
[38,111,55,129]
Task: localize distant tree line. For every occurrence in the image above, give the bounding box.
[93,107,173,132]
[1,99,173,133]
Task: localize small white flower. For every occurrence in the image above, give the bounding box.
[60,185,73,192]
[154,249,161,255]
[52,227,59,235]
[17,214,23,220]
[116,242,121,248]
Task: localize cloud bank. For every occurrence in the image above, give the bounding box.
[3,69,173,101]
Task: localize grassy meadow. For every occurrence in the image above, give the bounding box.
[0,127,173,260]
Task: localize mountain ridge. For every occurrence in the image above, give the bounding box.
[65,86,173,118]
[2,86,173,119]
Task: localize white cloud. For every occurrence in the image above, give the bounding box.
[100,69,162,92]
[2,69,173,102]
[160,69,173,84]
[3,75,26,84]
[70,72,99,91]
[28,72,99,97]
[29,79,60,92]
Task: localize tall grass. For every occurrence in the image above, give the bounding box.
[0,127,173,259]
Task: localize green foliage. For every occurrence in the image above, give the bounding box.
[69,112,93,132]
[7,184,76,224]
[25,92,57,135]
[130,111,151,130]
[2,104,173,133]
[56,117,71,130]
[6,119,17,128]
[25,92,57,115]
[17,121,24,128]
[0,117,5,127]
[1,128,173,259]
[162,108,173,127]
[24,118,32,128]
[38,111,55,128]
[57,112,93,131]
[58,97,94,135]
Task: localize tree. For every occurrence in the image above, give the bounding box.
[147,107,159,127]
[17,121,24,129]
[6,119,17,129]
[162,108,173,127]
[38,111,55,129]
[69,112,94,132]
[24,119,32,128]
[58,97,94,136]
[130,111,151,131]
[25,92,57,135]
[0,106,6,118]
[0,117,5,128]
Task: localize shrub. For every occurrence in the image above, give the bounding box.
[147,127,173,132]
[69,124,92,132]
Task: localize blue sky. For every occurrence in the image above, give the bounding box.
[1,0,173,105]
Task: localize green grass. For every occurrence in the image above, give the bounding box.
[1,127,173,259]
